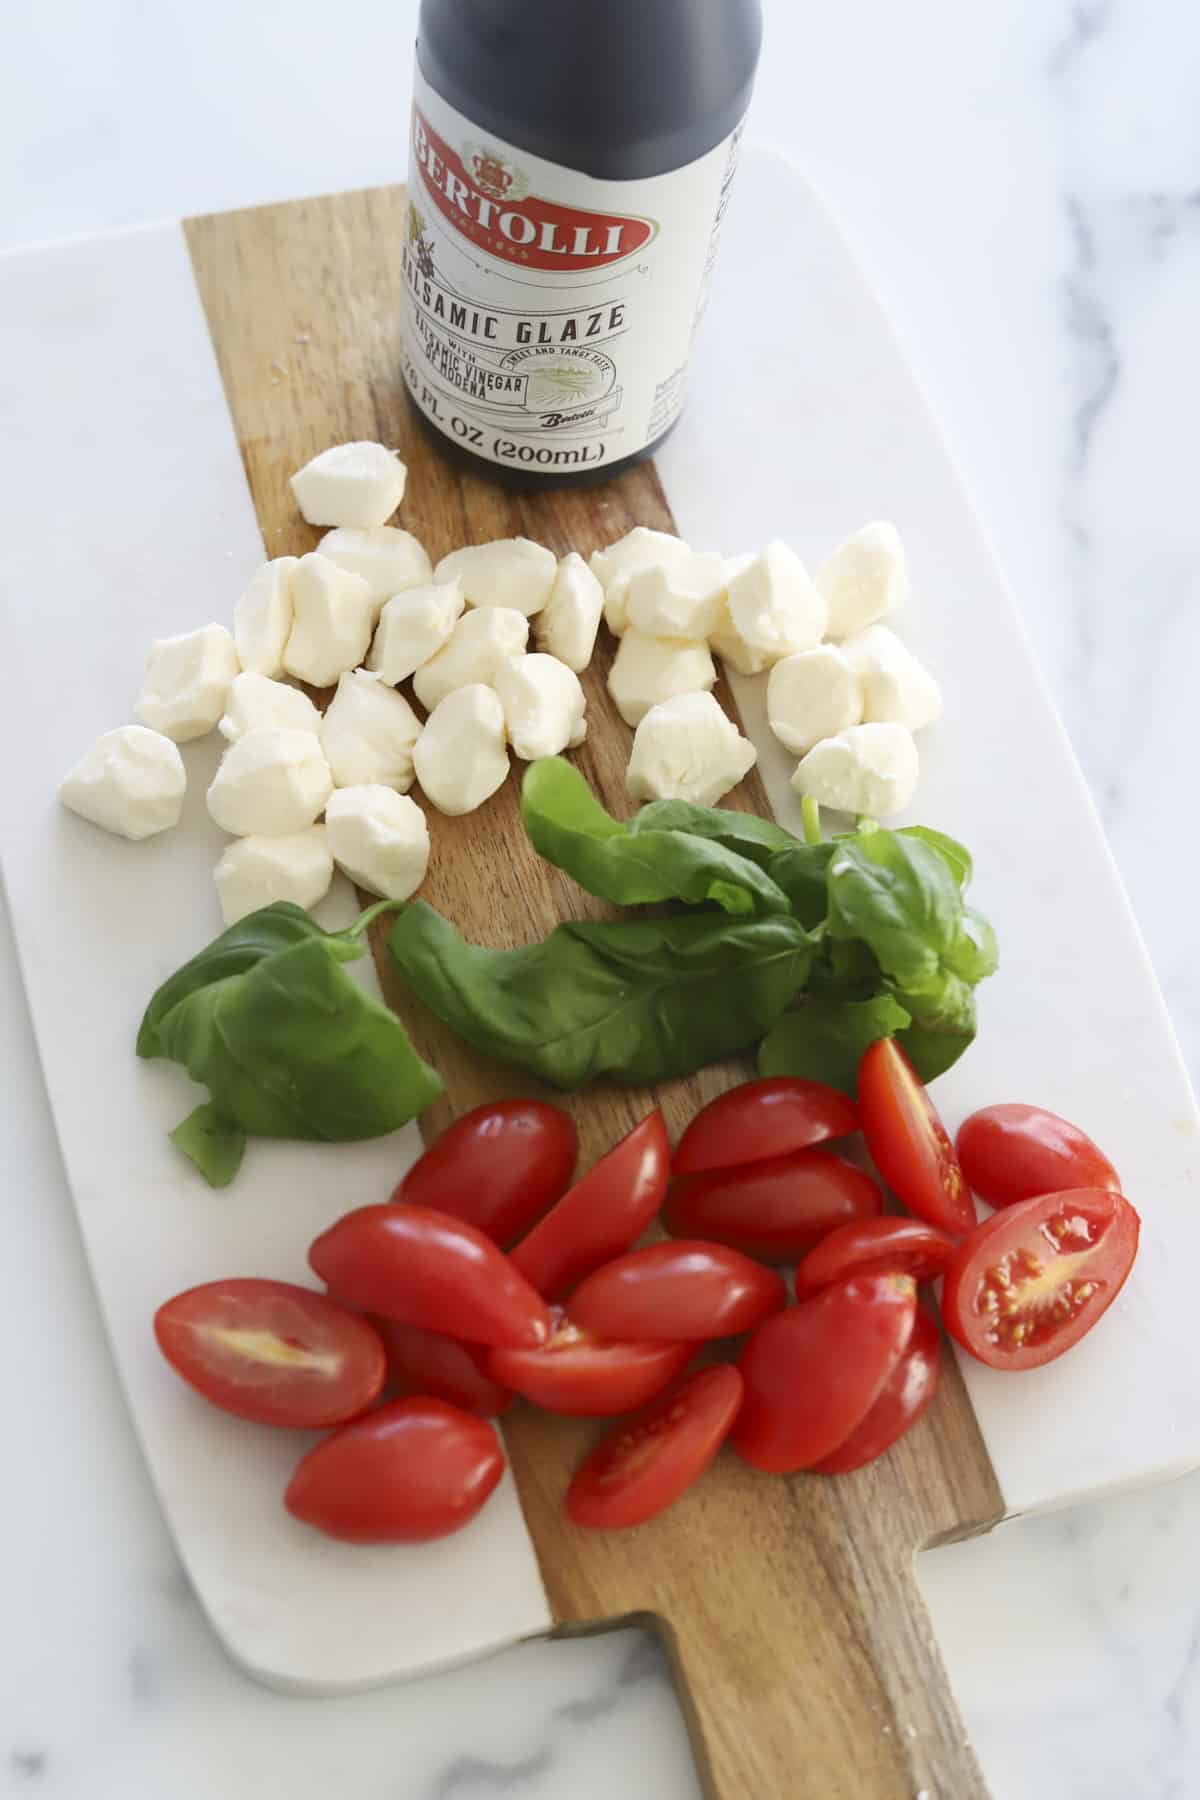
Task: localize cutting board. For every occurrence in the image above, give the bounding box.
[4,149,1200,1800]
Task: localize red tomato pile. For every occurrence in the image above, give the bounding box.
[154,1063,1140,1544]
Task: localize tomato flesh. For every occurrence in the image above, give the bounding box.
[154,1278,386,1428]
[956,1104,1120,1210]
[509,1110,670,1301]
[672,1078,857,1177]
[857,1038,975,1233]
[394,1100,577,1246]
[664,1148,882,1264]
[568,1241,786,1342]
[942,1187,1140,1371]
[567,1365,744,1529]
[285,1397,504,1543]
[812,1307,942,1473]
[733,1274,917,1472]
[489,1313,691,1416]
[794,1217,956,1298]
[309,1203,551,1349]
[373,1317,513,1416]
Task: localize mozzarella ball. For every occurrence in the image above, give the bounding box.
[282,552,374,688]
[624,550,727,641]
[434,538,557,616]
[412,606,529,713]
[626,691,757,807]
[840,625,942,732]
[219,672,322,743]
[534,552,604,672]
[59,725,185,841]
[206,728,332,836]
[817,522,908,641]
[710,543,827,674]
[493,653,587,760]
[290,442,406,529]
[318,526,434,620]
[325,786,430,900]
[589,528,692,637]
[135,624,240,743]
[790,722,919,819]
[214,827,333,925]
[607,629,716,728]
[233,559,297,677]
[766,646,865,756]
[320,669,423,791]
[367,580,464,686]
[413,684,509,816]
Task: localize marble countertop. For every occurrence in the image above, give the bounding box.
[3,1,1199,1794]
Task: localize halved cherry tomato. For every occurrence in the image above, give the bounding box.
[394,1100,577,1246]
[956,1104,1120,1210]
[567,1365,744,1530]
[285,1397,504,1543]
[663,1149,882,1264]
[942,1187,1140,1371]
[309,1204,550,1349]
[812,1307,942,1473]
[154,1279,385,1428]
[373,1318,513,1416]
[672,1078,857,1176]
[857,1039,975,1233]
[509,1110,670,1301]
[569,1241,786,1342]
[489,1313,692,1416]
[733,1274,917,1472]
[794,1217,956,1298]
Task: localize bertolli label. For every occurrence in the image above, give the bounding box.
[400,70,742,472]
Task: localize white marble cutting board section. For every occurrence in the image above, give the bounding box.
[1,147,1198,1703]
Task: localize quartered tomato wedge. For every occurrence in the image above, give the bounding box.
[812,1307,942,1473]
[794,1217,956,1298]
[489,1313,691,1416]
[733,1274,917,1473]
[942,1187,1140,1371]
[309,1204,551,1349]
[663,1149,882,1264]
[566,1365,744,1530]
[373,1317,514,1416]
[154,1278,386,1428]
[394,1099,577,1246]
[856,1038,975,1233]
[509,1110,670,1302]
[672,1078,857,1176]
[568,1240,786,1342]
[285,1397,504,1543]
[956,1104,1120,1210]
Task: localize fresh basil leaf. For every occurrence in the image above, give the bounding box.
[630,798,800,867]
[757,993,911,1095]
[153,934,442,1141]
[170,1104,246,1189]
[138,903,329,1058]
[388,901,814,1089]
[944,906,999,983]
[826,830,965,993]
[898,826,973,890]
[522,758,790,917]
[768,842,838,928]
[898,990,978,1083]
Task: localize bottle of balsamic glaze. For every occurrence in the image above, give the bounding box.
[400,0,763,484]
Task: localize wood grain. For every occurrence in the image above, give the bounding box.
[186,184,1004,1800]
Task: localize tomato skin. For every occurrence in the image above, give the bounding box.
[942,1187,1140,1372]
[394,1100,577,1246]
[857,1039,975,1233]
[285,1397,504,1543]
[733,1274,917,1473]
[509,1111,670,1302]
[568,1241,786,1342]
[812,1307,942,1473]
[567,1365,744,1530]
[673,1078,857,1177]
[154,1279,386,1429]
[794,1218,956,1298]
[373,1318,514,1416]
[489,1315,692,1416]
[663,1149,883,1264]
[309,1204,551,1350]
[956,1104,1120,1210]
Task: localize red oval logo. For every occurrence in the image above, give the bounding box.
[412,109,655,273]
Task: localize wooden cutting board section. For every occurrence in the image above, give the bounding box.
[186,185,1003,1800]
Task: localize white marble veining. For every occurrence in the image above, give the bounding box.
[3,2,1200,1797]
